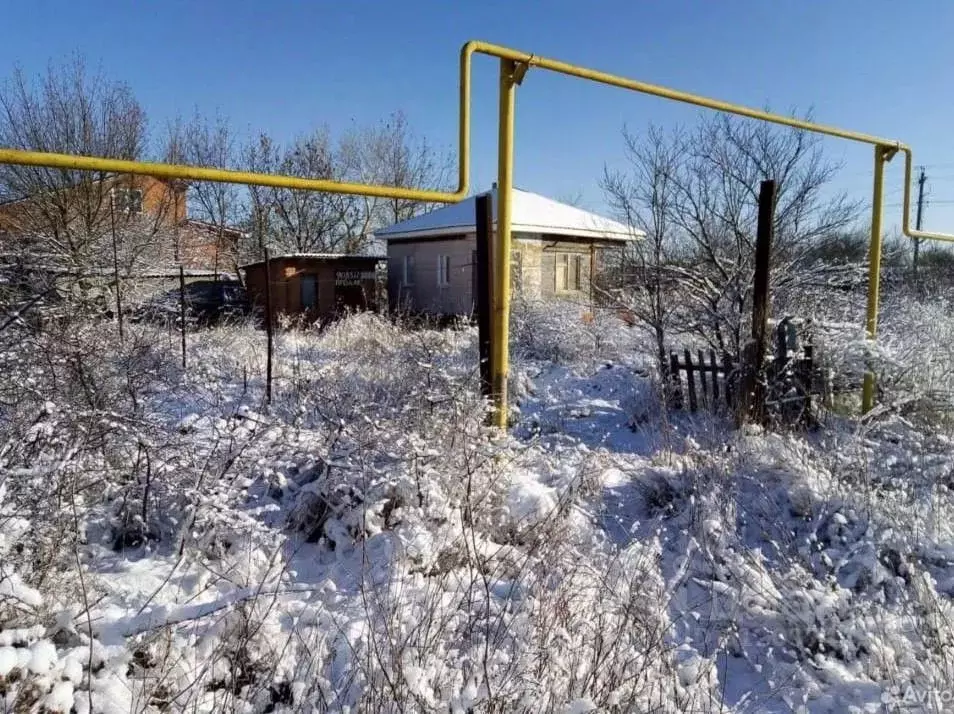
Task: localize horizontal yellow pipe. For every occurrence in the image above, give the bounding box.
[0,148,469,201]
[465,41,901,148]
[466,40,952,246]
[0,48,473,203]
[0,39,948,247]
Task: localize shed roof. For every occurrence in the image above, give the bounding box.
[240,253,383,269]
[373,187,643,242]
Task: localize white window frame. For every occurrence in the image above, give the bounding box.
[556,253,569,292]
[555,252,583,292]
[111,187,144,215]
[402,255,415,286]
[437,254,450,287]
[572,254,583,291]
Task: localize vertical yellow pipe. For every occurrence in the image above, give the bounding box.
[492,59,517,427]
[862,145,887,413]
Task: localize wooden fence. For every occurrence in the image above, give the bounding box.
[668,349,736,412]
[669,339,815,423]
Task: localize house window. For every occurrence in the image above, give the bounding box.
[555,253,584,292]
[437,255,450,286]
[402,255,415,286]
[111,187,143,214]
[300,275,317,309]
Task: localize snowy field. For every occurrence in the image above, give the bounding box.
[3,298,954,712]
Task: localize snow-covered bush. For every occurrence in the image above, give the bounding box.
[3,295,954,712]
[510,298,636,368]
[805,293,954,420]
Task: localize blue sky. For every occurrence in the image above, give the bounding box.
[2,0,953,235]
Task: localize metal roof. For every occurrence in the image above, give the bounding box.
[239,253,383,269]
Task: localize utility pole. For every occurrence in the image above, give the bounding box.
[913,167,927,283]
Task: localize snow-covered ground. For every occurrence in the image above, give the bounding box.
[3,300,954,712]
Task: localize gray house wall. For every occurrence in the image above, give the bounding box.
[387,231,618,315]
[388,233,475,314]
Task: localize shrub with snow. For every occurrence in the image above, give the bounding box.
[1,291,954,712]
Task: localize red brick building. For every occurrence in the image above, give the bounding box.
[175,219,246,273]
[0,174,245,274]
[0,174,186,232]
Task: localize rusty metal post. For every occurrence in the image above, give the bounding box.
[263,247,274,405]
[178,264,187,369]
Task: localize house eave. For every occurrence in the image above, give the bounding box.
[239,253,383,270]
[381,224,643,242]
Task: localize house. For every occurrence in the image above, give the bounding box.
[0,174,186,234]
[175,219,247,274]
[374,187,642,315]
[0,174,246,274]
[241,254,384,324]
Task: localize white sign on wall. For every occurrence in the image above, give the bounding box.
[335,270,376,286]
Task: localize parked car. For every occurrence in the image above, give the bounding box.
[132,280,250,327]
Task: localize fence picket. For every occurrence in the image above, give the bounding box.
[696,350,707,407]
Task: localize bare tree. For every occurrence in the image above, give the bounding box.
[0,58,150,259]
[600,125,683,376]
[603,113,860,359]
[269,128,347,254]
[330,111,453,253]
[557,190,586,208]
[167,112,241,274]
[361,111,454,226]
[0,58,176,316]
[242,112,451,258]
[239,133,278,264]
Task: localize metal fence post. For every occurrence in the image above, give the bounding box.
[178,264,187,369]
[264,247,274,406]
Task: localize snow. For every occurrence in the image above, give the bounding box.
[28,640,57,674]
[44,681,74,712]
[506,469,559,525]
[0,573,42,608]
[239,252,383,267]
[0,646,19,676]
[374,187,643,241]
[2,299,954,711]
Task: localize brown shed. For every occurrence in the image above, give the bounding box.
[241,254,384,323]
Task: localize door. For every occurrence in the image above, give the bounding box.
[300,275,317,311]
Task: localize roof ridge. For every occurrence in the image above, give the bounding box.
[372,187,643,241]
